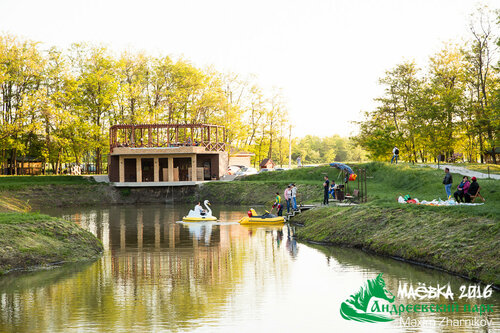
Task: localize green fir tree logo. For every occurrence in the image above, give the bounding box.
[340,273,395,323]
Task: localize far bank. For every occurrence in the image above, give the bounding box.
[0,212,103,274]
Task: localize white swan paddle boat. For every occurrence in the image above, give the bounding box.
[182,200,218,222]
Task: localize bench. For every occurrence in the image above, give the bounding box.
[344,189,359,204]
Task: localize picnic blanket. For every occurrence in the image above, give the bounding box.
[397,196,484,206]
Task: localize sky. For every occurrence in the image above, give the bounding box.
[0,0,497,138]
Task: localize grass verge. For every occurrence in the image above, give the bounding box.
[0,212,103,274]
[293,205,499,286]
[0,175,96,190]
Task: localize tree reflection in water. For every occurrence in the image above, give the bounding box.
[0,205,292,332]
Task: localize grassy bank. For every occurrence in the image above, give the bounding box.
[0,212,103,274]
[293,205,499,286]
[243,162,499,285]
[241,162,499,217]
[0,175,95,190]
[195,181,320,206]
[0,175,116,211]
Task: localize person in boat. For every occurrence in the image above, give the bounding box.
[194,202,206,216]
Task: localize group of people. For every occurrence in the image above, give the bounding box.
[272,184,298,216]
[443,167,483,203]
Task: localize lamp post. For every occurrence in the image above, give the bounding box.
[288,125,292,169]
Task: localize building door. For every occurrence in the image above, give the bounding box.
[141,158,154,182]
[124,159,136,182]
[203,161,211,180]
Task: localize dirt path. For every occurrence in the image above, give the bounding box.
[425,164,500,180]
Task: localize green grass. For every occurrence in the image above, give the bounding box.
[0,212,103,273]
[237,162,500,218]
[293,205,500,286]
[0,176,112,210]
[246,162,500,285]
[462,163,500,175]
[0,175,95,190]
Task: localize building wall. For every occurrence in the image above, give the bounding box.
[218,152,229,178]
[228,156,252,168]
[108,151,228,182]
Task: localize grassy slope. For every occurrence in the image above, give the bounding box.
[293,206,499,286]
[195,181,320,205]
[0,212,103,273]
[0,175,94,190]
[0,176,117,209]
[237,162,499,217]
[235,162,500,285]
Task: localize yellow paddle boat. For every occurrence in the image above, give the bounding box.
[182,200,218,222]
[182,216,217,222]
[238,208,285,225]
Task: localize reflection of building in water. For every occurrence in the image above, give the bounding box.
[0,207,296,332]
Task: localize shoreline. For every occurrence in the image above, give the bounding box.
[0,212,103,274]
[292,205,499,287]
[301,238,500,291]
[1,163,498,286]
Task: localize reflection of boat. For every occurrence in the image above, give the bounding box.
[181,222,213,244]
[183,200,217,222]
[238,208,285,225]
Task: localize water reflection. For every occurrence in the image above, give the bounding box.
[0,204,497,332]
[0,205,292,332]
[310,244,499,333]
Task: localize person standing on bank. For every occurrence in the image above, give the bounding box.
[291,183,298,211]
[284,185,292,214]
[443,168,453,199]
[323,176,330,205]
[391,146,399,164]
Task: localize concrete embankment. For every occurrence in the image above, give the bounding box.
[292,205,500,287]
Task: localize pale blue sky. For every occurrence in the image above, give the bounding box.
[0,0,496,137]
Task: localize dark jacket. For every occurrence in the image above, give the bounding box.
[443,173,453,185]
[468,181,479,196]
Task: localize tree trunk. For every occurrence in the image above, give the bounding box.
[479,134,484,163]
[96,148,101,174]
[12,148,17,175]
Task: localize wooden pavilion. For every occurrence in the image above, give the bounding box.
[108,124,228,186]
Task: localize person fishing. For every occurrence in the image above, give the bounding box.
[272,192,283,216]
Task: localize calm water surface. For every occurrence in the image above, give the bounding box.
[0,204,498,332]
